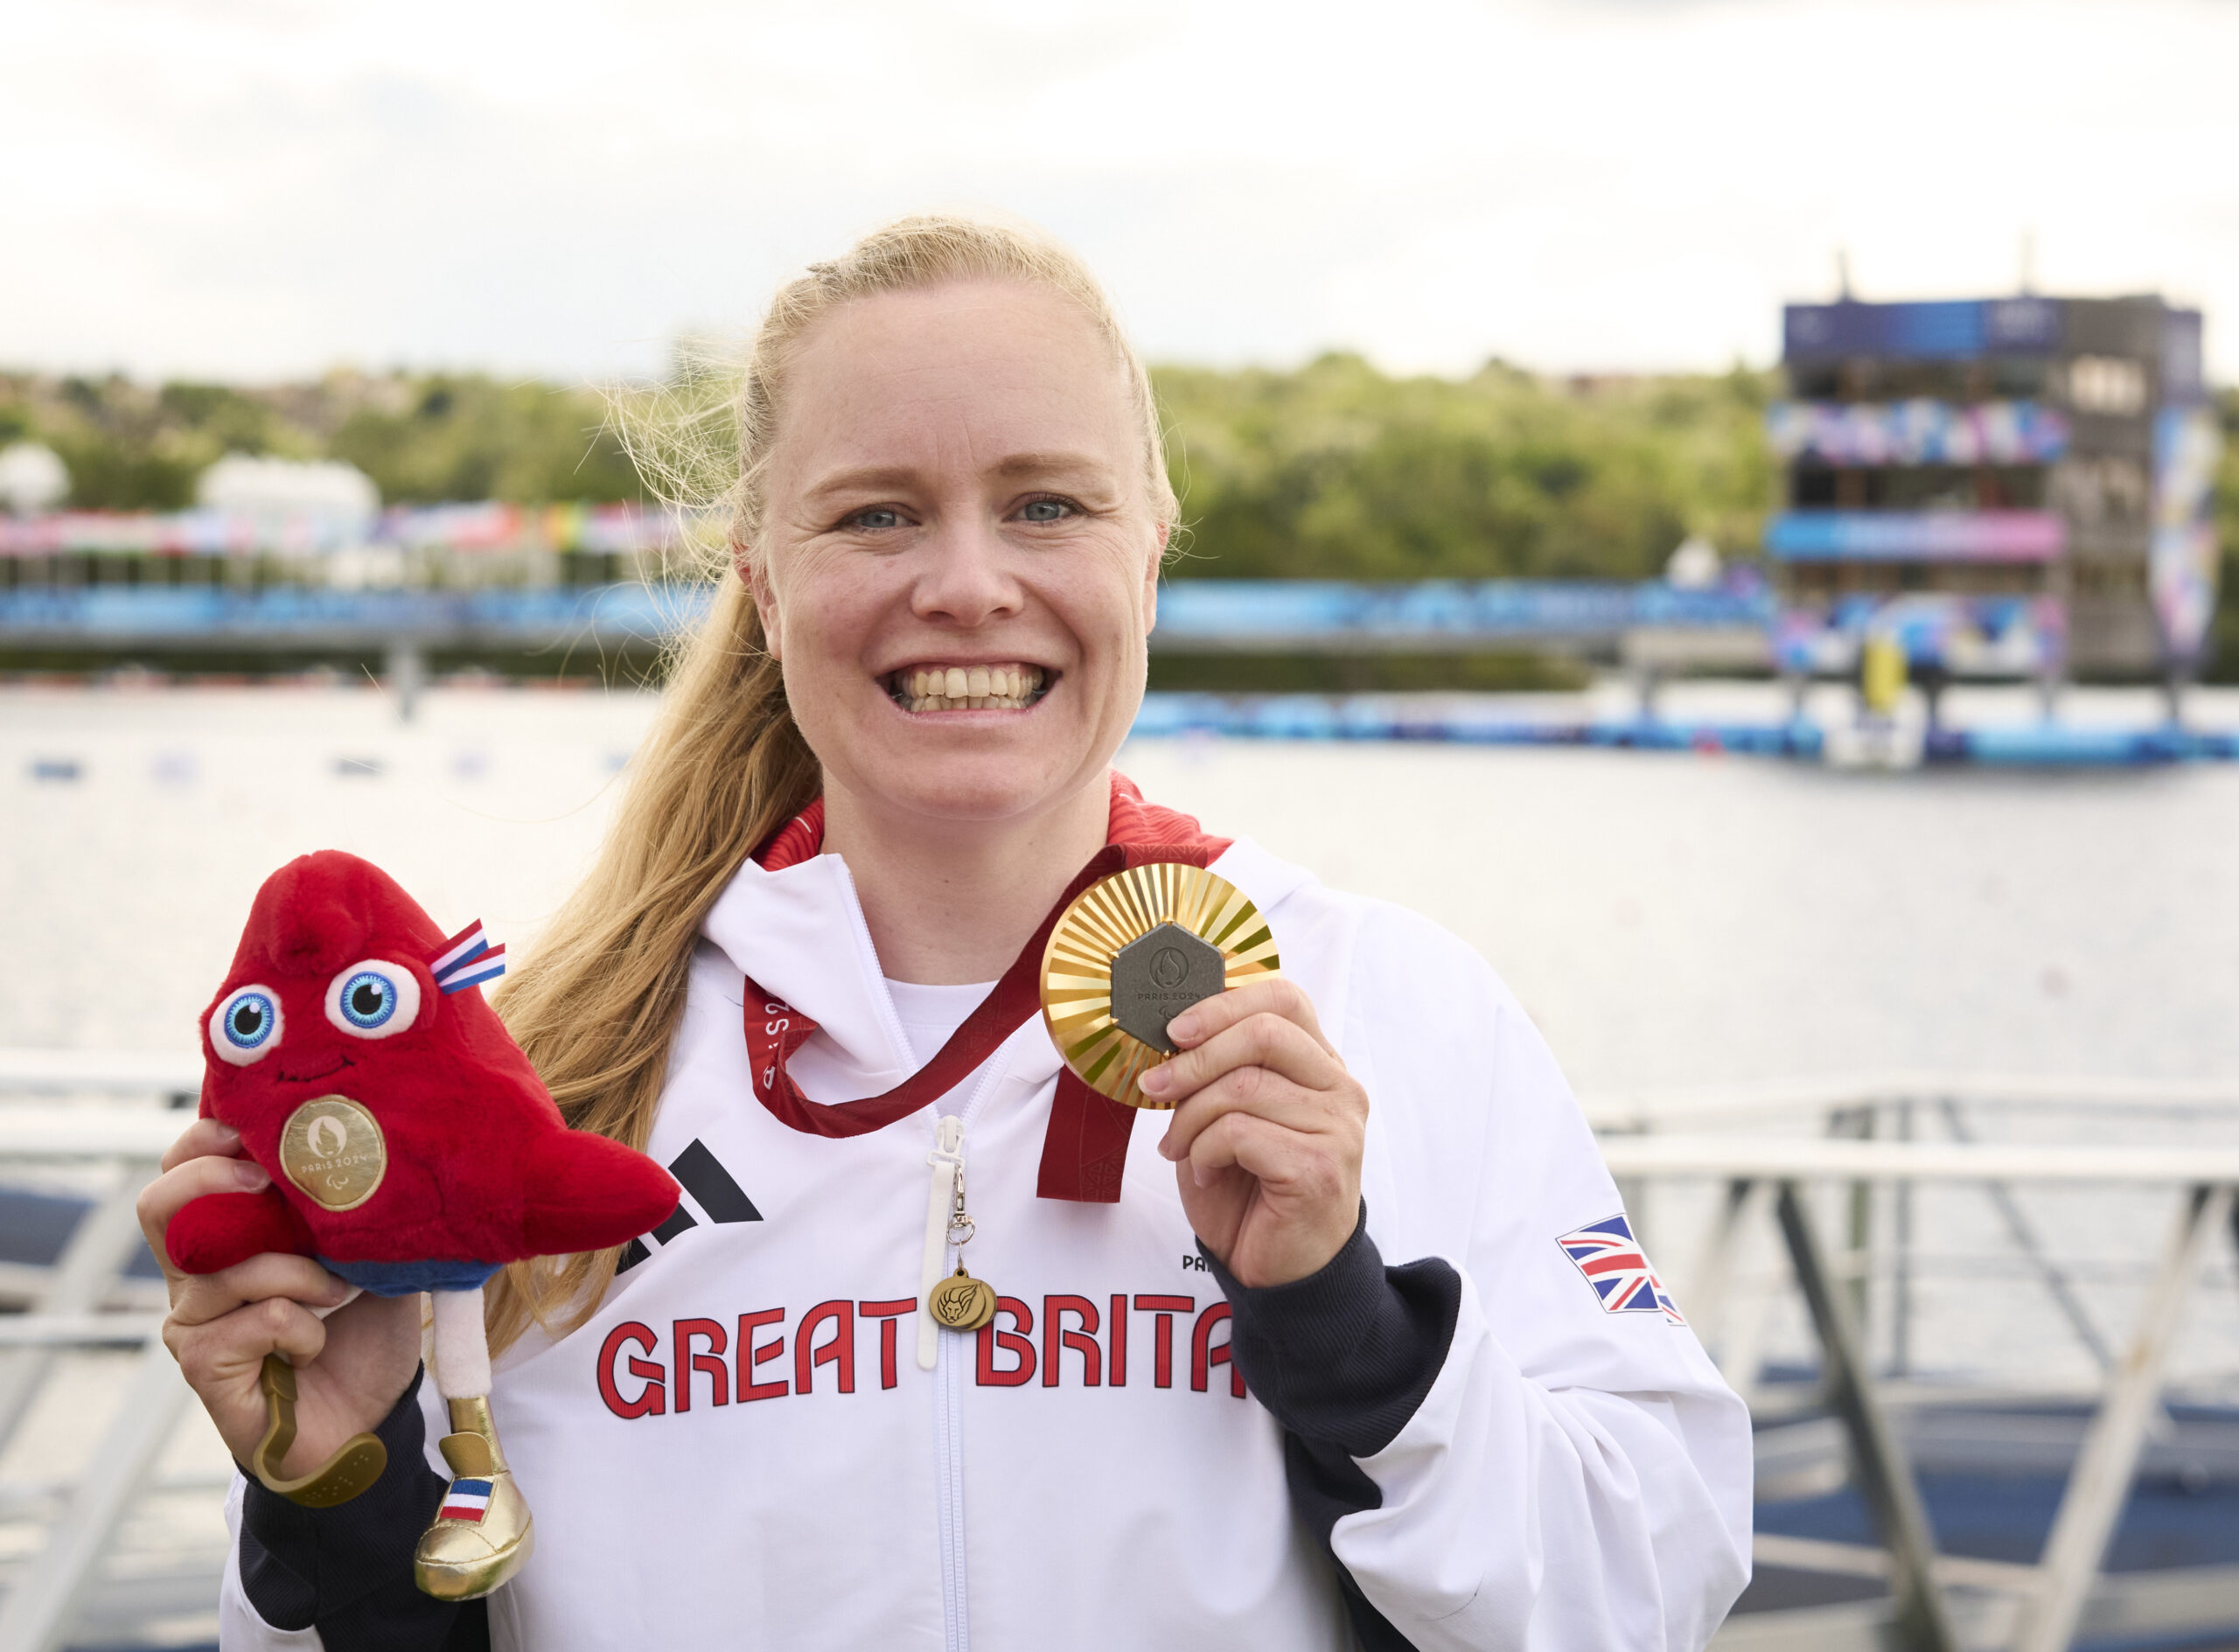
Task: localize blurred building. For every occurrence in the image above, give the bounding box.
[1765,294,2221,682]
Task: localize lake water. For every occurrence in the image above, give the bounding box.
[10,680,2239,1090]
[6,680,2239,1636]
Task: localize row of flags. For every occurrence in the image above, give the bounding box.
[0,502,713,558]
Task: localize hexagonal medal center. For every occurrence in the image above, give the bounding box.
[1108,923,1227,1053]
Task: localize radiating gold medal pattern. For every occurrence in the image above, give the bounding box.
[1038,863,1280,1110]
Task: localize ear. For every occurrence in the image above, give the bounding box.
[735,542,782,660]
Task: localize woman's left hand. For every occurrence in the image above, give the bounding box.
[1145,978,1366,1289]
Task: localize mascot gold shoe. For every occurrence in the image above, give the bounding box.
[166,850,680,1600]
[415,1394,534,1600]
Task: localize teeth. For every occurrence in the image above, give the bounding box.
[889,664,1045,713]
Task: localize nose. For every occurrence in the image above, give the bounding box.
[910,517,1024,630]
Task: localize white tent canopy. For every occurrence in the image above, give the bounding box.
[0,443,68,515]
[193,452,378,531]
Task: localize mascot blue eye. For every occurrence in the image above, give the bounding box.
[227,993,276,1046]
[324,958,423,1040]
[340,971,398,1028]
[209,985,284,1067]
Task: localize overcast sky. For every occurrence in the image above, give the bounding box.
[5,0,2236,383]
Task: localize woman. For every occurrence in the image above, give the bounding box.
[142,217,1751,1650]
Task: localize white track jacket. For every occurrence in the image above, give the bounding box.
[222,825,1752,1651]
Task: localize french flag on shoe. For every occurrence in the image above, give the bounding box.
[430,922,506,995]
[439,1478,493,1523]
[1557,1214,1685,1325]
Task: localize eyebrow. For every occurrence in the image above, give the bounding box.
[990,450,1113,480]
[800,451,1119,502]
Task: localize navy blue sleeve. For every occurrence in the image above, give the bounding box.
[239,1366,490,1652]
[1202,1204,1461,1652]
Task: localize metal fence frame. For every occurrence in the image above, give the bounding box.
[5,1060,2239,1651]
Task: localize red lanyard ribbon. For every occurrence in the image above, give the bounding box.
[739,778,1228,1202]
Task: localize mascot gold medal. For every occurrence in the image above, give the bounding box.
[1038,863,1280,1110]
[278,1095,387,1210]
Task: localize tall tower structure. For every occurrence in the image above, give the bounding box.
[1767,295,2219,682]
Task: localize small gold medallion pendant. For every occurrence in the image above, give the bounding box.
[929,1265,998,1333]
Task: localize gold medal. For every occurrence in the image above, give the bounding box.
[1039,863,1280,1110]
[928,1264,998,1333]
[278,1094,388,1211]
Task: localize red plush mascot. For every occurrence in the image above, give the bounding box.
[168,851,679,1600]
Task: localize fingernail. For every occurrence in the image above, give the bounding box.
[1140,1065,1171,1095]
[1168,1014,1200,1044]
[234,1160,269,1190]
[212,1123,241,1145]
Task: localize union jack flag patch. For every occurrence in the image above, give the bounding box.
[1557,1214,1684,1325]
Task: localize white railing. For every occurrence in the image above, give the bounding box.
[1585,1074,2239,1652]
[3,1061,2238,1651]
[0,1053,199,1652]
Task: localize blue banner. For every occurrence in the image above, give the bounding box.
[1764,511,2064,562]
[1784,297,2064,362]
[0,579,1775,647]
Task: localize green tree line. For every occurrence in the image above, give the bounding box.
[1,358,1775,575]
[0,370,641,511]
[1152,354,1777,582]
[5,359,2234,641]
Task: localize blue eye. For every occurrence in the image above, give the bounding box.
[209,985,284,1067]
[340,972,397,1027]
[227,993,276,1046]
[324,959,423,1040]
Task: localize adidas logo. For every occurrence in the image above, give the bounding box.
[618,1139,761,1273]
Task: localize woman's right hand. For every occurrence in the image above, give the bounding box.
[136,1118,422,1477]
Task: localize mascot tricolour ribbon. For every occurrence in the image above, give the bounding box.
[168,851,680,1600]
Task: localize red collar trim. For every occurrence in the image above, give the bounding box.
[750,774,1226,870]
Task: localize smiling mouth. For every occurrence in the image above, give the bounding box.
[278,1051,354,1085]
[884,663,1050,714]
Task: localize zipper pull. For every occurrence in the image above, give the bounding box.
[918,1116,966,1370]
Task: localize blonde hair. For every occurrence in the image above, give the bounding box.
[485,214,1172,1353]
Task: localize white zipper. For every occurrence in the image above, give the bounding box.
[928,1049,1012,1652]
[934,1307,970,1652]
[840,824,1008,1652]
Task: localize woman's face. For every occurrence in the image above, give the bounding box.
[750,280,1163,833]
